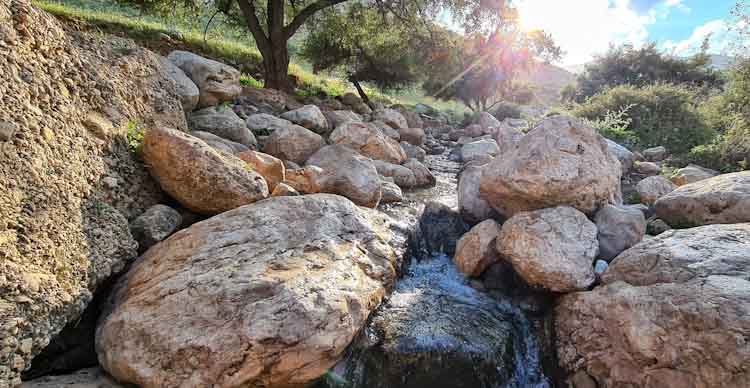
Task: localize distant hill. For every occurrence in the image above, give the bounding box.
[519,62,576,107]
[564,54,737,75]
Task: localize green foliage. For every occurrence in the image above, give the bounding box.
[125,120,144,154]
[563,43,723,103]
[240,74,263,88]
[572,83,715,154]
[490,101,522,121]
[580,104,638,146]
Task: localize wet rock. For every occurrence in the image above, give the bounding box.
[380,179,404,204]
[594,204,645,262]
[142,127,268,215]
[670,164,718,186]
[458,165,498,224]
[556,276,750,388]
[497,206,599,292]
[400,141,426,161]
[604,223,750,286]
[604,138,635,173]
[643,145,667,161]
[655,171,750,227]
[238,150,285,192]
[262,121,326,165]
[188,106,257,149]
[280,104,329,135]
[479,116,621,218]
[636,175,676,206]
[167,50,241,108]
[460,139,499,162]
[419,201,468,256]
[329,256,550,388]
[306,145,382,208]
[329,122,406,164]
[454,219,502,277]
[398,127,426,146]
[373,109,408,129]
[158,56,199,112]
[97,195,402,388]
[129,204,182,252]
[190,131,249,154]
[404,158,436,188]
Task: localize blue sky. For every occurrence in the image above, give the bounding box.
[514,0,741,65]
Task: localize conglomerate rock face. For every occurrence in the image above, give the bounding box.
[0,0,186,385]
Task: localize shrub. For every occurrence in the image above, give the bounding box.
[125,120,144,154]
[580,104,638,147]
[491,102,522,121]
[687,114,750,172]
[572,83,715,154]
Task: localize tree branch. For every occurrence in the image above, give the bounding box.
[283,0,348,39]
[237,0,271,55]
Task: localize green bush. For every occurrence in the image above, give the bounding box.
[580,104,638,147]
[490,102,522,121]
[572,83,715,154]
[687,115,750,172]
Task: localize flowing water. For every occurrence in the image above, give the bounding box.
[319,152,554,388]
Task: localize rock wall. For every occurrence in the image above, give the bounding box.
[0,0,186,385]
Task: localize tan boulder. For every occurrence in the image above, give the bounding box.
[655,171,750,227]
[142,127,268,215]
[271,182,300,197]
[479,115,622,218]
[329,122,407,164]
[373,108,408,129]
[306,145,382,208]
[636,175,676,205]
[403,158,436,188]
[167,50,241,109]
[261,122,325,165]
[496,206,599,292]
[238,150,285,192]
[371,160,417,188]
[283,166,324,194]
[670,164,718,186]
[96,195,401,388]
[398,127,426,146]
[454,220,502,277]
[458,165,497,224]
[279,104,330,135]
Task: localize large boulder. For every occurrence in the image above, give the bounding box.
[306,145,382,208]
[594,204,646,262]
[167,50,241,108]
[323,110,362,129]
[238,150,285,192]
[492,125,524,156]
[398,127,426,146]
[188,106,257,149]
[371,160,417,189]
[370,120,400,141]
[670,164,718,186]
[399,141,426,162]
[279,104,329,135]
[603,223,750,286]
[556,276,750,388]
[655,171,750,227]
[283,166,324,194]
[458,165,498,224]
[419,201,468,256]
[245,113,294,134]
[636,175,676,206]
[557,224,750,387]
[0,4,186,384]
[479,116,622,218]
[261,122,325,165]
[97,195,402,388]
[460,139,499,162]
[454,220,502,277]
[142,127,268,215]
[643,145,667,161]
[329,122,406,164]
[373,109,408,129]
[605,138,635,173]
[379,178,404,204]
[158,56,199,112]
[404,158,436,188]
[496,206,599,292]
[190,131,249,154]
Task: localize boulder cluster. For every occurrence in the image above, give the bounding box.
[437,110,750,387]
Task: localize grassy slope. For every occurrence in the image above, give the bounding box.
[36,0,469,116]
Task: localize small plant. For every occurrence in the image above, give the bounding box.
[240,75,263,88]
[581,104,638,147]
[125,120,144,154]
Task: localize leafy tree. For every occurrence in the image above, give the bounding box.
[423,26,562,111]
[563,43,723,103]
[299,4,428,102]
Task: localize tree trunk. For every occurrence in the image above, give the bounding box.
[349,76,370,104]
[262,43,293,92]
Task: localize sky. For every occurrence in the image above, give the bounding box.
[514,0,742,65]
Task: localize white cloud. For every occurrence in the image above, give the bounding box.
[665,0,691,13]
[516,0,656,65]
[662,20,732,55]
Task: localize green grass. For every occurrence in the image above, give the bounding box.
[35,0,468,117]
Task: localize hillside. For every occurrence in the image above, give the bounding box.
[519,62,576,107]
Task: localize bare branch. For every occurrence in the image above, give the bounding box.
[283,0,348,39]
